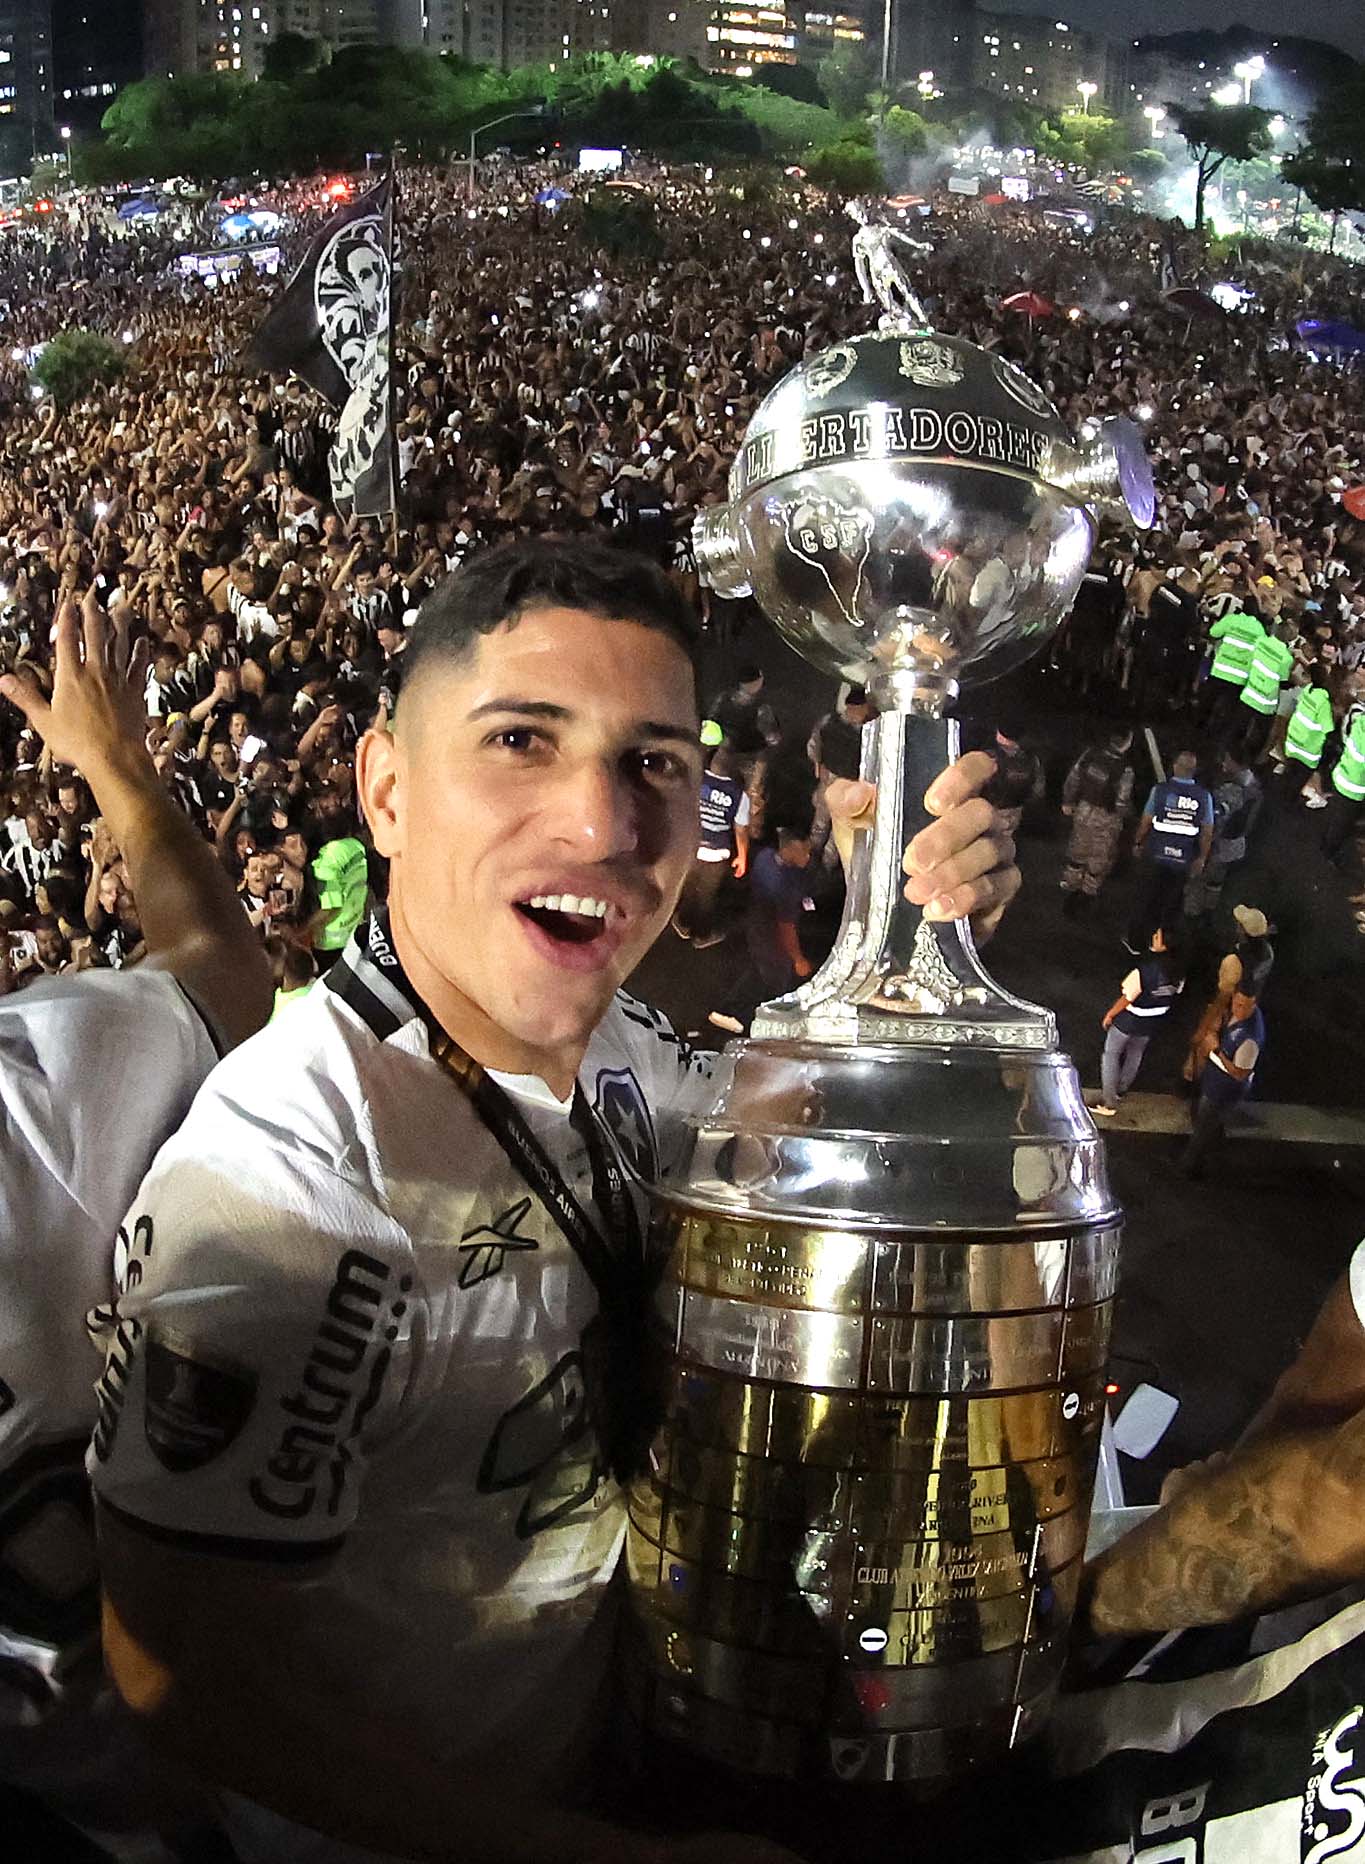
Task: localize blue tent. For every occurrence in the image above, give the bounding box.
[1297,319,1365,355]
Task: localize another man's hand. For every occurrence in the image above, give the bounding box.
[0,589,149,782]
[826,750,1020,946]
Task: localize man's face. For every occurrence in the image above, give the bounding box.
[25,811,50,848]
[363,606,700,1066]
[244,852,278,897]
[36,925,65,968]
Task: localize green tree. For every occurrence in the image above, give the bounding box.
[261,30,322,83]
[818,43,876,120]
[33,330,124,409]
[736,85,840,159]
[1127,147,1169,181]
[883,105,929,157]
[1167,100,1272,236]
[1281,150,1365,253]
[1280,68,1365,254]
[807,136,885,196]
[753,60,827,108]
[581,187,663,258]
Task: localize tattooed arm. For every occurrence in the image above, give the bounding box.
[1084,1268,1365,1636]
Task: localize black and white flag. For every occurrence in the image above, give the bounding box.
[245,173,396,516]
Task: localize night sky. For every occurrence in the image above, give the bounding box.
[987,0,1365,57]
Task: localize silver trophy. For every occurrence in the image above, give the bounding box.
[626,207,1155,1787]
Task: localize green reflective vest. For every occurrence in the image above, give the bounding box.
[1331,712,1365,802]
[1209,611,1265,686]
[311,836,369,951]
[271,982,313,1022]
[1239,634,1293,715]
[1285,687,1334,768]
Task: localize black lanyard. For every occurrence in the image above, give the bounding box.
[338,910,645,1320]
[428,1025,646,1321]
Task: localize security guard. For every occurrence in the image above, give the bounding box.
[1126,749,1214,953]
[1200,603,1265,742]
[1237,622,1293,759]
[1324,704,1365,866]
[1283,677,1334,772]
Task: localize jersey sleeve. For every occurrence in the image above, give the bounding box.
[1198,791,1215,828]
[88,1127,422,1562]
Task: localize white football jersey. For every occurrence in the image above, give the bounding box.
[0,968,219,1737]
[88,919,717,1855]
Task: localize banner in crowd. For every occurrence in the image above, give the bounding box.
[1022,1597,1365,1864]
[244,173,396,516]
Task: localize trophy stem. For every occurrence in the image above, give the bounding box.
[752,711,1054,1049]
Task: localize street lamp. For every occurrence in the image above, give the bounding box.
[1233,54,1265,104]
[467,106,545,200]
[1269,114,1288,138]
[59,123,71,184]
[1076,80,1098,114]
[1142,103,1166,139]
[1212,81,1242,106]
[917,69,935,100]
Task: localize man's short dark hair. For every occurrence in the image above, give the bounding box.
[399,535,700,703]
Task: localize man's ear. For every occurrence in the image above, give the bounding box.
[356,724,402,858]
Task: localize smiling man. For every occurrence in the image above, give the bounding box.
[90,537,1018,1864]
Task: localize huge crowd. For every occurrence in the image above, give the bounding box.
[1,153,1365,1861]
[0,161,1363,1013]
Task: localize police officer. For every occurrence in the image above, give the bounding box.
[1183,746,1262,924]
[1126,749,1214,954]
[1060,728,1135,916]
[1181,986,1265,1178]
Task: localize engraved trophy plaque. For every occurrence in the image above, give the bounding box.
[625,206,1155,1787]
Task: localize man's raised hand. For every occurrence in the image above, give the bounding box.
[0,588,150,779]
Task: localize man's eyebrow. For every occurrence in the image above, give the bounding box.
[467,699,699,747]
[467,698,571,722]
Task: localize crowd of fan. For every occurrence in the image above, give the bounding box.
[1,157,1364,1006]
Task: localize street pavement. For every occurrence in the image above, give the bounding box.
[627,613,1365,1499]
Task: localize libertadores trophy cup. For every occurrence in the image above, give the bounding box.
[625,205,1156,1788]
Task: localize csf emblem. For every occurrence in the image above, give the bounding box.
[1303,1707,1365,1863]
[829,1737,870,1782]
[594,1068,657,1181]
[143,1333,257,1474]
[782,499,874,631]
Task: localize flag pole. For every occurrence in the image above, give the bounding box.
[387,150,400,550]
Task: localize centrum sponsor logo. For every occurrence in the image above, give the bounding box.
[248,1249,406,1521]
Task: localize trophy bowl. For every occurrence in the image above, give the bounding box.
[695,329,1149,714]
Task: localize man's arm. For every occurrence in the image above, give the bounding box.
[0,591,270,1047]
[1085,1267,1365,1637]
[103,1511,770,1864]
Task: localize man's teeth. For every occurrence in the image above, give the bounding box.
[525,894,610,918]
